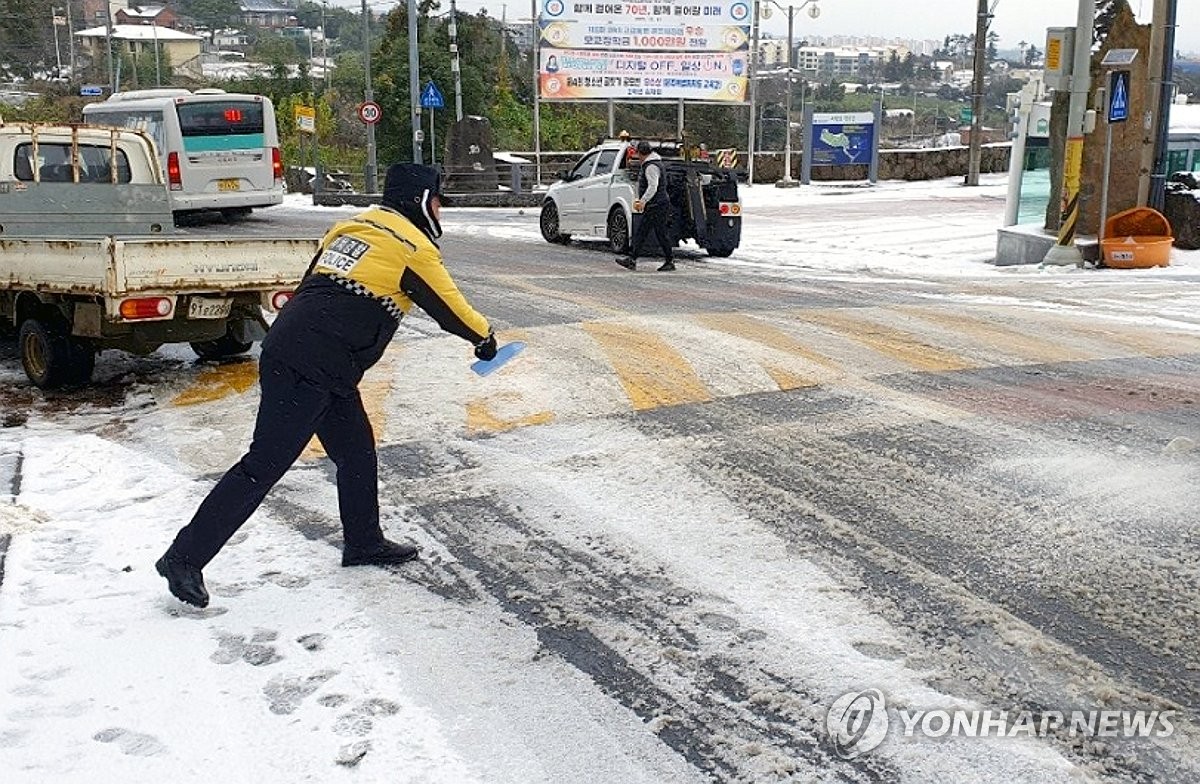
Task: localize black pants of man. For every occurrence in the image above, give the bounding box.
[629,202,673,263]
[169,356,384,568]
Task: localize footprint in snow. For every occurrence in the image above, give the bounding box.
[92,727,167,756]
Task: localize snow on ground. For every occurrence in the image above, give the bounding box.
[1,173,1196,782]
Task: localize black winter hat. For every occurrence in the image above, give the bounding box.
[636,140,653,155]
[382,163,443,239]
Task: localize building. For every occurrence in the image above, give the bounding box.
[240,0,296,30]
[76,23,204,78]
[115,6,179,29]
[796,46,879,79]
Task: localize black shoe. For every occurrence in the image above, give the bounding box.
[156,552,209,608]
[614,256,637,271]
[657,261,676,272]
[341,538,420,568]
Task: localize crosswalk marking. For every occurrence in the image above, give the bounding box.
[893,305,1092,365]
[795,308,980,373]
[582,321,713,410]
[170,359,258,406]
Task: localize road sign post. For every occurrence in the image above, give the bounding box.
[1098,50,1137,242]
[420,81,445,168]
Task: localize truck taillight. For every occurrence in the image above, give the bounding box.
[270,290,292,310]
[120,297,173,320]
[167,152,182,191]
[718,202,741,216]
[272,148,283,183]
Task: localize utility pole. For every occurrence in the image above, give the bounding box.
[450,0,463,121]
[531,0,541,186]
[152,22,161,86]
[52,7,63,75]
[1148,0,1178,210]
[747,0,760,184]
[1042,0,1095,266]
[67,1,76,83]
[105,2,115,93]
[407,0,423,164]
[966,0,990,186]
[779,3,797,186]
[362,0,378,191]
[322,1,330,92]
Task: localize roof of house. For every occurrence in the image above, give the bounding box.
[75,24,203,41]
[240,0,294,12]
[119,6,168,18]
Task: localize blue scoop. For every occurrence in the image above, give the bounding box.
[471,341,526,377]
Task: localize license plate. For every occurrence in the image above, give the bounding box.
[217,178,241,192]
[188,297,232,320]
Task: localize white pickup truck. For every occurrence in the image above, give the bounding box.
[0,123,317,388]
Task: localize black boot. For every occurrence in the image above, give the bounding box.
[657,260,676,272]
[614,256,637,271]
[342,538,420,568]
[156,551,209,608]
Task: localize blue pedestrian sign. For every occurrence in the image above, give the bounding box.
[1108,70,1130,124]
[420,81,445,110]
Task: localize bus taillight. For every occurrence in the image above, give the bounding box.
[271,147,283,183]
[166,152,182,191]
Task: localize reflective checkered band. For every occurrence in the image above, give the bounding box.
[322,273,404,321]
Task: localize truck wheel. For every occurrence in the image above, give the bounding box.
[19,318,96,389]
[540,201,571,244]
[707,247,735,258]
[607,209,629,253]
[190,332,253,360]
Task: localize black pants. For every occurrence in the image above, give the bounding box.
[629,202,673,262]
[170,356,384,568]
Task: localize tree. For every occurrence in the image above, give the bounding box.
[0,0,56,79]
[179,0,240,29]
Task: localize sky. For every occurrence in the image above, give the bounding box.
[331,0,1200,55]
[1,176,1198,781]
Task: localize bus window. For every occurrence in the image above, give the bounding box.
[176,101,265,137]
[84,110,165,155]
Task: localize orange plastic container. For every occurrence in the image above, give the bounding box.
[1100,207,1173,268]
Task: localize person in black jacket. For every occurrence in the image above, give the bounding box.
[615,140,675,272]
[156,163,497,608]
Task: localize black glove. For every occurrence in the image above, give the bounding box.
[474,331,498,361]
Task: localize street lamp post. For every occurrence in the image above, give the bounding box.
[757,0,821,188]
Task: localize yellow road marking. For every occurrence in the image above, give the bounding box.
[798,309,979,373]
[895,305,1090,365]
[693,312,841,373]
[466,397,555,435]
[583,321,712,410]
[171,360,258,406]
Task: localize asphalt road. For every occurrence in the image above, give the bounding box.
[3,201,1199,780]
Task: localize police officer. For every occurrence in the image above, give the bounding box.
[615,140,675,272]
[156,163,497,608]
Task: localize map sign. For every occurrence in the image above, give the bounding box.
[540,20,748,51]
[809,112,875,166]
[539,49,747,101]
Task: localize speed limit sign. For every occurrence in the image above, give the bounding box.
[357,101,382,125]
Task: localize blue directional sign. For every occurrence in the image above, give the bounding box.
[80,85,104,97]
[420,81,445,109]
[1108,70,1130,124]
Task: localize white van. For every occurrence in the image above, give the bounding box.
[82,88,284,218]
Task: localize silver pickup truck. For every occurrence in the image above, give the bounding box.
[0,123,317,388]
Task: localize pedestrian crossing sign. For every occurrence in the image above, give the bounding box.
[1108,70,1130,124]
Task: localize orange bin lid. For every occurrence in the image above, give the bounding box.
[1105,206,1172,238]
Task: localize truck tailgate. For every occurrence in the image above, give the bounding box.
[114,237,318,293]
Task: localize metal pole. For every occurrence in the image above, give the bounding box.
[966,0,989,186]
[52,8,63,74]
[67,1,76,82]
[607,99,614,137]
[408,0,423,164]
[105,4,115,92]
[1003,78,1038,226]
[153,22,161,86]
[1043,0,1095,265]
[532,0,541,187]
[322,1,330,92]
[1149,0,1178,210]
[1099,84,1113,240]
[779,5,796,186]
[677,98,684,139]
[747,0,759,185]
[431,108,436,166]
[450,0,463,122]
[362,0,378,190]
